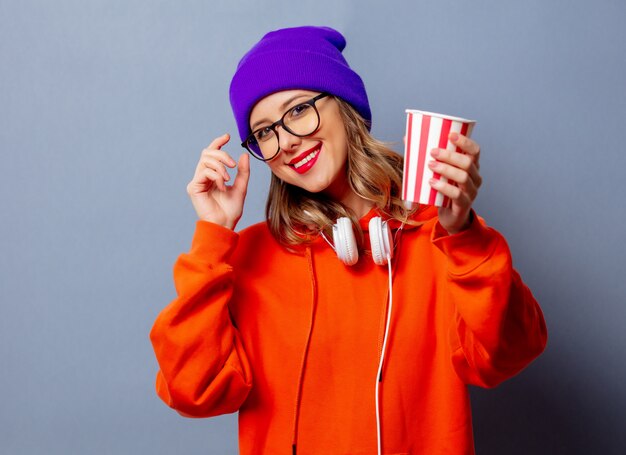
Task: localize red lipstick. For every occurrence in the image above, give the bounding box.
[288,144,322,175]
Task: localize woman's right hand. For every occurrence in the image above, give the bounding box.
[187,133,250,230]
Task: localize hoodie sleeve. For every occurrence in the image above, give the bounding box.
[431,211,547,388]
[149,221,253,417]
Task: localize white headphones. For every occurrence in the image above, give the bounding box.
[330,216,393,266]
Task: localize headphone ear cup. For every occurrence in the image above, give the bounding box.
[332,217,359,266]
[369,217,393,266]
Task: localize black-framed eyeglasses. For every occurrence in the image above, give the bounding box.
[241,92,330,161]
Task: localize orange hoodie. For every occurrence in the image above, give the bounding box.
[150,206,547,454]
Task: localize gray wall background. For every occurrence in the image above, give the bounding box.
[1,0,624,453]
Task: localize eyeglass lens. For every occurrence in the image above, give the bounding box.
[247,102,320,160]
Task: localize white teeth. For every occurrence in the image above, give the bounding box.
[293,149,320,169]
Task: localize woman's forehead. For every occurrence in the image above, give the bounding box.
[250,89,319,124]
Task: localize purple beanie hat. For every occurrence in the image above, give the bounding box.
[229,26,371,143]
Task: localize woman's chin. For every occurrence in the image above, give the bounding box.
[282,176,331,194]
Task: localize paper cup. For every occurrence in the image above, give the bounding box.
[402,110,476,208]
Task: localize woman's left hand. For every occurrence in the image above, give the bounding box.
[428,133,482,235]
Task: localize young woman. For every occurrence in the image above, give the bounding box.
[150,26,547,455]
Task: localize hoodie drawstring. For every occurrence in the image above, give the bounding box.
[291,246,318,455]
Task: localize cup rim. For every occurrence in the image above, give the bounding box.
[405,109,476,124]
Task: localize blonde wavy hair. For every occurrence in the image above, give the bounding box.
[265,95,421,250]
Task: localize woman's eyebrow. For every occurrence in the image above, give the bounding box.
[250,94,311,130]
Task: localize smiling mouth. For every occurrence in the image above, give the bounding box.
[289,144,322,169]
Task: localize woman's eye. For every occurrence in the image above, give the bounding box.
[290,103,310,117]
[255,127,273,141]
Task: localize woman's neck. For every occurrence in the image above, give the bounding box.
[323,177,374,219]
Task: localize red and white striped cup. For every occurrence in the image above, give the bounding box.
[402,110,476,208]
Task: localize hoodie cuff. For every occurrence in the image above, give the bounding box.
[188,220,240,263]
[431,210,500,276]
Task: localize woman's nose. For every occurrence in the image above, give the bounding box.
[277,126,302,153]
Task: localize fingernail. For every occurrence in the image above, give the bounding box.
[431,148,440,157]
[428,160,438,169]
[449,132,459,142]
